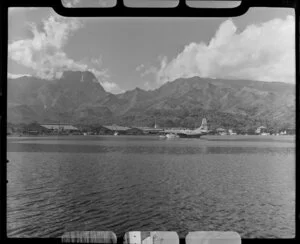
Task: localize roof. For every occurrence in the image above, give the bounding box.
[25,123,50,131]
[257,126,266,129]
[136,127,164,131]
[216,128,226,131]
[126,127,142,130]
[103,125,131,131]
[41,124,78,130]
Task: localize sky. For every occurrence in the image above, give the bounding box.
[7,0,295,94]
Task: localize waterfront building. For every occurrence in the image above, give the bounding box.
[280,130,287,135]
[136,126,164,134]
[41,124,79,132]
[125,127,144,135]
[24,122,51,135]
[255,126,267,134]
[103,125,131,135]
[216,128,227,135]
[103,125,131,131]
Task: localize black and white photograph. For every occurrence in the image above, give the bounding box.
[6,0,295,241]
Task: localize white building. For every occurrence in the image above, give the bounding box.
[228,129,237,135]
[255,126,266,134]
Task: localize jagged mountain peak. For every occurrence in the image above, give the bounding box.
[58,71,107,95]
[7,72,295,129]
[60,70,98,83]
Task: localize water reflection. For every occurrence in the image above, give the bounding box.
[7,135,295,155]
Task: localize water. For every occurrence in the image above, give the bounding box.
[7,135,295,238]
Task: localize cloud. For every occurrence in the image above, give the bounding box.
[136,63,160,89]
[136,64,145,72]
[141,66,158,77]
[8,14,121,93]
[9,7,39,13]
[77,57,122,93]
[91,56,104,67]
[143,81,156,91]
[8,15,83,79]
[7,73,31,79]
[101,81,124,94]
[153,16,295,85]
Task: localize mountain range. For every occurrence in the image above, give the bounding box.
[7,71,295,131]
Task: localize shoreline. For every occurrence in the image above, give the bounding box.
[7,134,295,139]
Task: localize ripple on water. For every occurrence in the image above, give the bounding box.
[7,136,295,238]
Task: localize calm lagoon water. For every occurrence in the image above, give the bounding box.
[7,135,295,238]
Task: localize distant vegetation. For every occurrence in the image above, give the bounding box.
[7,71,295,133]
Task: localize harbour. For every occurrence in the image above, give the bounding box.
[7,135,295,238]
[5,5,296,242]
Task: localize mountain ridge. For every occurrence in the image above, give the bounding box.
[7,71,295,131]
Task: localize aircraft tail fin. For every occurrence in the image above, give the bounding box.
[193,118,208,133]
